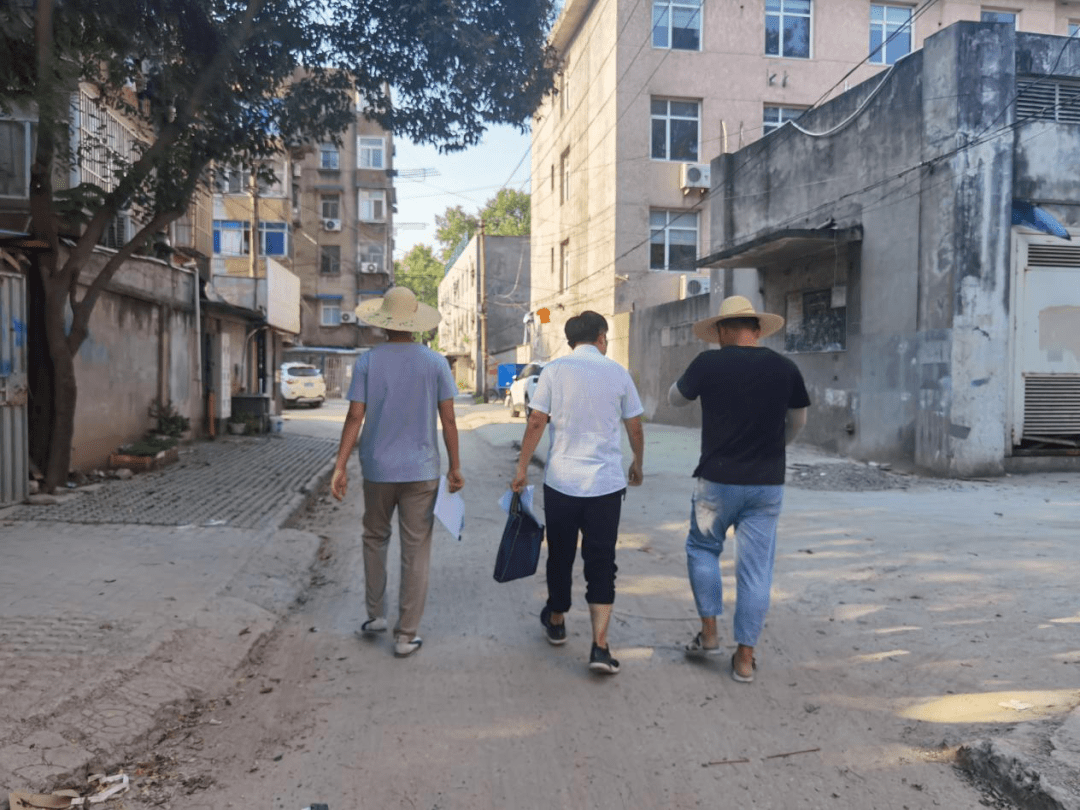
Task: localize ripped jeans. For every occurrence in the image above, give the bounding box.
[685,479,784,647]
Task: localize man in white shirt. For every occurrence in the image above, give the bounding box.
[512,311,644,675]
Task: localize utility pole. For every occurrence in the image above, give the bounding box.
[476,219,487,401]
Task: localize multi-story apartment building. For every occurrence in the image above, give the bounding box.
[530,0,1080,364]
[290,107,395,349]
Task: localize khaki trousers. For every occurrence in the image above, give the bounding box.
[361,478,439,639]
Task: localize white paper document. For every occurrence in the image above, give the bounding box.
[434,475,465,541]
[498,486,542,526]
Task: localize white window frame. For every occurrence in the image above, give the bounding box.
[980,8,1018,27]
[869,3,914,65]
[560,148,570,205]
[649,210,699,271]
[559,239,570,292]
[652,0,703,51]
[359,241,385,270]
[359,189,385,222]
[213,220,249,256]
[357,136,385,170]
[320,301,342,326]
[765,0,812,59]
[763,105,806,135]
[258,221,289,257]
[319,143,339,170]
[0,118,33,199]
[650,98,701,162]
[1070,21,1079,36]
[320,194,340,220]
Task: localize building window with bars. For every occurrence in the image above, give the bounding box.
[320,143,339,170]
[651,98,700,161]
[869,4,913,65]
[650,210,699,270]
[321,194,340,220]
[320,245,341,275]
[766,0,811,58]
[653,0,703,50]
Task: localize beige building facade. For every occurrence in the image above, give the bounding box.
[529,0,1080,362]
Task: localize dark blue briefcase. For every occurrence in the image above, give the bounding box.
[493,492,544,583]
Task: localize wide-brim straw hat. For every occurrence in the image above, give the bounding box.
[356,286,441,332]
[692,295,785,343]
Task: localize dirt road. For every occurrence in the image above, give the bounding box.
[119,401,1078,809]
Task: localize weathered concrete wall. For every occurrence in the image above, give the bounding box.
[484,236,531,357]
[628,294,713,428]
[71,253,200,469]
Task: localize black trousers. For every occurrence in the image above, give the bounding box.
[543,484,625,611]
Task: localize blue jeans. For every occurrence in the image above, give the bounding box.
[685,479,784,647]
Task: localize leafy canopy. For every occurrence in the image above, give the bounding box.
[434,188,531,262]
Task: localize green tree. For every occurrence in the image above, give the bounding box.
[434,189,531,261]
[483,188,531,235]
[394,244,443,309]
[2,0,557,492]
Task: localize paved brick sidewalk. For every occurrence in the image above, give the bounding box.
[5,434,336,529]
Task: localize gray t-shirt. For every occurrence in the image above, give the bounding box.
[346,343,457,483]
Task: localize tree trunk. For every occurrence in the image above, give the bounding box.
[43,309,77,494]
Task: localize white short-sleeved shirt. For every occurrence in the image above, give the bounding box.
[346,343,457,483]
[528,344,644,498]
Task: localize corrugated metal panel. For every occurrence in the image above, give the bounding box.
[0,269,29,506]
[1023,375,1080,437]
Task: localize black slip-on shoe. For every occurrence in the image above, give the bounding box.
[540,605,567,646]
[588,643,620,675]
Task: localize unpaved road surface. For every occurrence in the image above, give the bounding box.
[115,402,1078,809]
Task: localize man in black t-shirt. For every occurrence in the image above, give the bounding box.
[669,295,810,683]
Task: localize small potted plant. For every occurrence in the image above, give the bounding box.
[227,414,247,435]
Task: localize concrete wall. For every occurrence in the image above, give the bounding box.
[482,236,531,357]
[696,23,1080,475]
[71,253,201,470]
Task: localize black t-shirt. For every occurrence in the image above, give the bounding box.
[676,346,811,485]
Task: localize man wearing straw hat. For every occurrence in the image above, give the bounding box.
[668,295,809,683]
[331,287,464,658]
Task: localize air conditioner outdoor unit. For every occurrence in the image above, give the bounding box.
[680,162,711,192]
[680,274,711,299]
[322,218,342,232]
[339,312,355,323]
[360,262,380,274]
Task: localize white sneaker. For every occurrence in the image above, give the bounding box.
[394,636,423,657]
[360,617,387,634]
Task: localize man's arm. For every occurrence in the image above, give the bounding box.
[785,407,808,445]
[438,398,464,493]
[668,381,692,407]
[511,409,549,493]
[331,400,366,501]
[624,415,644,486]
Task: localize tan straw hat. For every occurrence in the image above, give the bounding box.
[355,286,441,332]
[692,295,785,343]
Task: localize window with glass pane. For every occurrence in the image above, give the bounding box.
[361,242,385,269]
[320,144,339,170]
[980,9,1016,25]
[649,210,698,270]
[0,120,29,197]
[358,137,384,169]
[766,0,811,58]
[653,0,703,50]
[320,302,341,326]
[320,194,340,219]
[320,245,341,275]
[360,189,385,221]
[213,220,249,255]
[259,222,288,256]
[869,4,912,64]
[1070,22,1080,36]
[763,105,806,134]
[651,98,700,161]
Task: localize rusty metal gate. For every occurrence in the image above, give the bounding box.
[0,269,29,506]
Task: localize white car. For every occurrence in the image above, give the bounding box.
[280,362,326,407]
[507,362,545,418]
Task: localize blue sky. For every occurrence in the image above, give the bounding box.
[393,125,532,261]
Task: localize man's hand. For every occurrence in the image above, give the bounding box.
[628,459,643,486]
[447,468,465,493]
[331,467,348,501]
[511,468,528,493]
